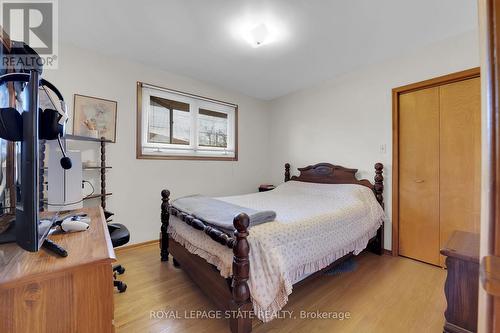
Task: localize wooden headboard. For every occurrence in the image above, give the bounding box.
[284,162,384,208]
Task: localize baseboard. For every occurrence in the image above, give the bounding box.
[116,240,394,258]
[115,239,158,252]
[116,241,395,256]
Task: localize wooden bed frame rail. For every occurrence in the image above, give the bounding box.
[160,162,384,333]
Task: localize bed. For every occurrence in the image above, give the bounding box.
[160,162,385,333]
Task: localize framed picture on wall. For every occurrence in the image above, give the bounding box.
[73,94,117,142]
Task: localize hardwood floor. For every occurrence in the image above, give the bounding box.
[114,243,446,333]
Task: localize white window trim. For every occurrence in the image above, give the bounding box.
[137,82,238,160]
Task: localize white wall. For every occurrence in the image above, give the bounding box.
[43,30,479,248]
[43,44,272,244]
[267,30,480,250]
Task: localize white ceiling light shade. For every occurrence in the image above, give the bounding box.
[246,23,270,47]
[229,13,287,48]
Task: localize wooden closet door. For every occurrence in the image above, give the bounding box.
[439,77,481,266]
[399,87,441,266]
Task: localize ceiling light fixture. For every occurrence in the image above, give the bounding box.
[230,13,287,48]
[245,23,270,47]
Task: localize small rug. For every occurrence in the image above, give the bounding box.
[324,258,358,276]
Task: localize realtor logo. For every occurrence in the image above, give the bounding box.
[0,0,58,68]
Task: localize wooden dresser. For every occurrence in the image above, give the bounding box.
[440,231,480,333]
[0,207,116,333]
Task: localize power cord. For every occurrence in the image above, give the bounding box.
[46,180,95,207]
[0,181,95,209]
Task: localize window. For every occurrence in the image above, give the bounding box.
[137,82,238,160]
[198,109,228,148]
[148,97,190,145]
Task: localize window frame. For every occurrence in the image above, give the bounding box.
[136,82,238,161]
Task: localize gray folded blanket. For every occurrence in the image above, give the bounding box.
[171,195,276,235]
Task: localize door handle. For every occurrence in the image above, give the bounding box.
[414,179,425,183]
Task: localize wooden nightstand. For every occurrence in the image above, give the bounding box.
[440,231,479,333]
[258,184,275,192]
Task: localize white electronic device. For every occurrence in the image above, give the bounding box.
[47,141,83,211]
[60,217,89,233]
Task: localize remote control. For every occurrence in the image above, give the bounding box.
[42,239,68,257]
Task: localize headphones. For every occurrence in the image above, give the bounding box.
[0,73,72,170]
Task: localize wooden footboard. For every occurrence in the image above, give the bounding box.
[160,190,252,333]
[230,214,252,333]
[168,238,233,311]
[159,162,385,333]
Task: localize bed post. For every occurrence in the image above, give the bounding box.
[161,189,170,262]
[374,163,384,209]
[369,163,384,255]
[285,163,291,182]
[230,213,252,333]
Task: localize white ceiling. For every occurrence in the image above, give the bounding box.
[60,0,478,100]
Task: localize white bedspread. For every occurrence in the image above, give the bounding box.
[168,181,385,322]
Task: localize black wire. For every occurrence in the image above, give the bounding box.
[0,180,95,211]
[46,180,95,206]
[57,134,66,155]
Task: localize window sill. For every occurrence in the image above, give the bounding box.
[136,151,238,161]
